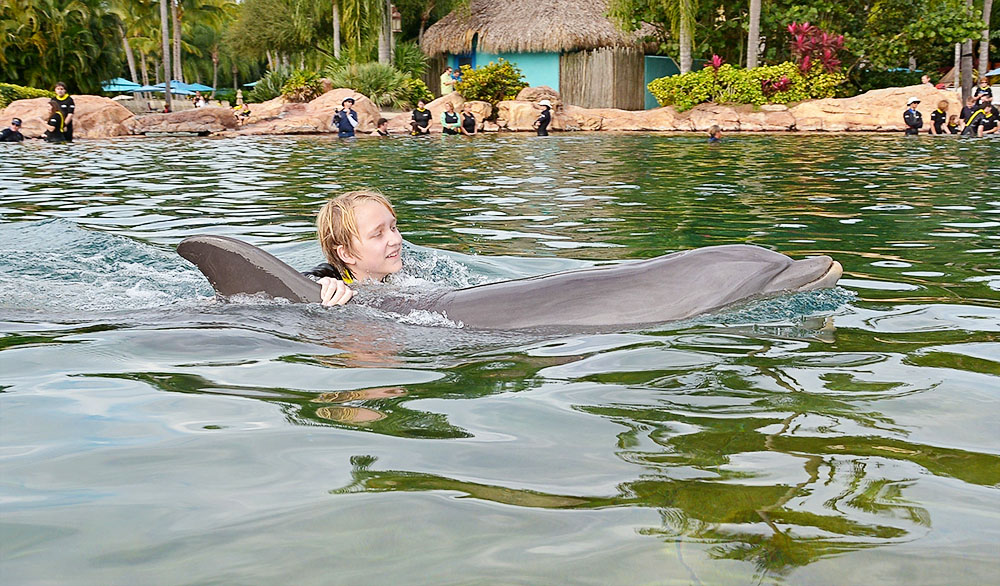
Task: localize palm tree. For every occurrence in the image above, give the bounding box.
[980,0,993,76]
[610,0,697,73]
[160,0,173,107]
[747,0,761,68]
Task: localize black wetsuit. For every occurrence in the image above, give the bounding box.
[947,121,959,134]
[303,263,351,283]
[411,108,431,135]
[930,109,946,134]
[903,108,922,135]
[44,112,66,142]
[962,108,986,136]
[461,112,476,134]
[55,94,75,141]
[442,111,460,135]
[0,127,24,142]
[973,86,993,105]
[982,106,999,133]
[536,108,551,136]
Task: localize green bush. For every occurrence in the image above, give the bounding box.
[850,69,925,94]
[392,42,428,78]
[247,70,292,103]
[0,83,55,108]
[401,77,434,107]
[281,70,324,102]
[648,62,846,111]
[213,88,236,105]
[325,62,428,109]
[455,59,527,106]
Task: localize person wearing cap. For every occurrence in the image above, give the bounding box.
[533,99,552,136]
[332,97,359,138]
[53,82,75,141]
[903,97,922,136]
[0,118,24,142]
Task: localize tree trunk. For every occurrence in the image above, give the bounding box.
[679,17,692,73]
[747,0,761,68]
[160,0,172,109]
[232,63,238,92]
[387,0,395,62]
[333,2,341,59]
[908,55,917,71]
[980,0,993,76]
[378,9,389,65]
[140,50,150,86]
[211,47,219,98]
[172,0,182,82]
[120,25,138,83]
[266,50,274,71]
[955,43,961,86]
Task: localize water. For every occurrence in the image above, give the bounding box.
[1,134,998,584]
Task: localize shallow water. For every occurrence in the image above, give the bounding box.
[1,133,998,585]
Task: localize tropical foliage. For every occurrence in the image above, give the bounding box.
[0,83,55,108]
[325,62,428,108]
[454,60,528,106]
[281,69,324,102]
[247,69,293,102]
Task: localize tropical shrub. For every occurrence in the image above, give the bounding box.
[281,70,324,102]
[326,62,425,109]
[392,42,429,78]
[648,62,846,111]
[455,59,528,106]
[401,77,434,106]
[247,69,292,102]
[0,83,55,109]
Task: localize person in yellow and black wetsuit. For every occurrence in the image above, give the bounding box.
[903,97,922,135]
[947,114,960,134]
[43,99,67,142]
[979,95,999,135]
[53,82,75,141]
[929,100,949,135]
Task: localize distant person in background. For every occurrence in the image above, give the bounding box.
[440,67,455,96]
[43,99,67,142]
[193,91,206,108]
[441,102,461,135]
[921,74,932,85]
[973,77,993,105]
[233,103,250,125]
[533,99,552,136]
[707,125,722,143]
[53,82,75,141]
[903,97,922,135]
[332,97,358,137]
[947,114,960,134]
[460,103,477,136]
[929,100,948,135]
[410,99,431,135]
[0,118,24,142]
[372,118,390,137]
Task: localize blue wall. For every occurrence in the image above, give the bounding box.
[644,56,680,110]
[450,52,561,91]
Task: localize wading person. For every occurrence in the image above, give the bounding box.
[43,100,67,142]
[410,99,431,135]
[708,125,723,143]
[533,99,552,136]
[372,118,390,137]
[460,103,477,136]
[903,97,922,136]
[929,100,949,135]
[440,102,460,135]
[333,97,358,138]
[53,82,75,141]
[0,118,24,142]
[979,95,998,136]
[303,191,404,306]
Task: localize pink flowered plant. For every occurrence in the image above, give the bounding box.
[787,21,844,73]
[704,54,725,73]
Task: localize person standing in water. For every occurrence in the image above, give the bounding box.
[929,100,949,135]
[460,103,477,136]
[707,125,722,143]
[441,102,461,135]
[304,191,404,306]
[0,118,24,142]
[332,97,358,138]
[903,97,922,136]
[410,99,431,135]
[53,82,75,141]
[43,99,67,142]
[533,99,552,136]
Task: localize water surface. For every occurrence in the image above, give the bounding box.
[1,134,998,584]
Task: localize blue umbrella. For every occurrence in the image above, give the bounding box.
[186,82,214,92]
[134,83,195,96]
[985,68,1000,77]
[243,81,259,87]
[101,77,142,92]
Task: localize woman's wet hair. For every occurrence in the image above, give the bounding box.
[937,100,949,111]
[316,191,396,276]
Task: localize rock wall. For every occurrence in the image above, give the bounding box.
[0,84,964,138]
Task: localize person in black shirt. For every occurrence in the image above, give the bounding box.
[53,82,75,141]
[44,99,67,142]
[460,103,477,136]
[947,114,960,134]
[533,99,552,136]
[372,117,390,137]
[980,96,998,135]
[973,77,993,105]
[903,97,922,135]
[0,118,24,142]
[928,100,949,135]
[410,100,431,135]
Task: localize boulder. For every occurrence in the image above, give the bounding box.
[789,84,961,131]
[496,100,545,131]
[130,106,238,134]
[386,92,467,134]
[306,88,380,133]
[516,86,562,109]
[0,95,135,138]
[560,105,603,131]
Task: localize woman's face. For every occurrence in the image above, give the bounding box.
[341,200,403,282]
[55,86,66,97]
[445,103,454,112]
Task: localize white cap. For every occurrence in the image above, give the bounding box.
[907,96,920,105]
[538,99,552,107]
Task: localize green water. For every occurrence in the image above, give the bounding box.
[1,134,998,584]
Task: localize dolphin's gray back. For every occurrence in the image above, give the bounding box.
[177,236,840,329]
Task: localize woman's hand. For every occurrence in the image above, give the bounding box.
[318,277,354,306]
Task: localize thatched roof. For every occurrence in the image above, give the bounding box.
[421,0,656,56]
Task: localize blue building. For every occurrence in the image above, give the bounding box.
[421,0,660,110]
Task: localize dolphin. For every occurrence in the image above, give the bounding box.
[177,235,842,329]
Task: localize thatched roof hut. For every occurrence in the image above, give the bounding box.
[421,0,655,57]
